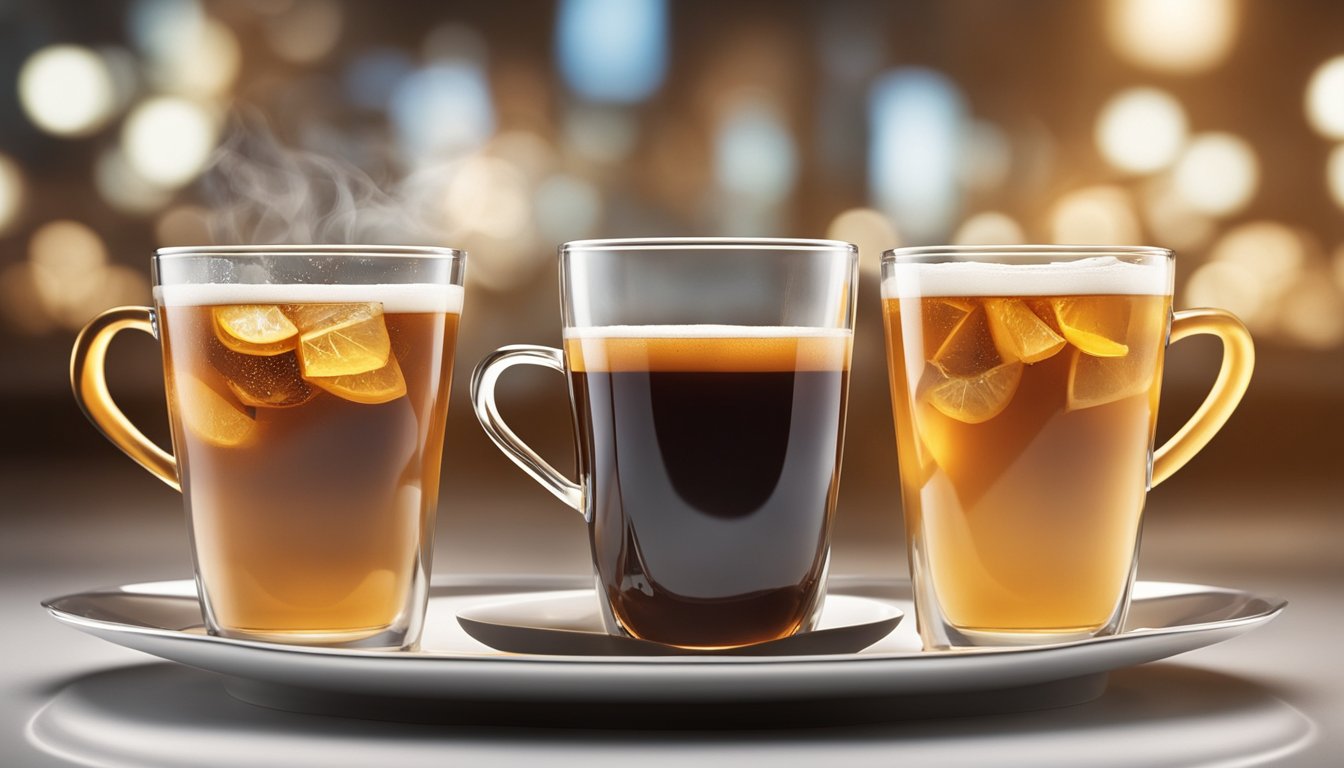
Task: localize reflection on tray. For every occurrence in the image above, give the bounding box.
[455,591,904,656]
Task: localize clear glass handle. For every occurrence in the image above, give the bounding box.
[70,306,180,491]
[470,345,584,514]
[1151,308,1255,488]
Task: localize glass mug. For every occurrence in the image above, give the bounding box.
[881,245,1253,649]
[71,245,465,649]
[472,238,857,649]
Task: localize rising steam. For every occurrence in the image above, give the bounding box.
[203,114,444,246]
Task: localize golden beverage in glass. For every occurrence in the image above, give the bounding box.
[881,247,1253,649]
[72,246,465,649]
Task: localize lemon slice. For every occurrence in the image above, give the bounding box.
[921,298,975,356]
[308,355,407,404]
[1067,347,1158,410]
[290,303,392,378]
[1053,298,1129,357]
[220,353,317,409]
[177,374,256,447]
[212,305,298,356]
[985,299,1067,363]
[931,304,1002,376]
[925,361,1023,424]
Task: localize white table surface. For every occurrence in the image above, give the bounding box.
[2,460,1340,767]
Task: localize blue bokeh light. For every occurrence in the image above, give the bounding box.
[714,99,797,204]
[869,68,967,243]
[556,0,669,104]
[390,62,494,159]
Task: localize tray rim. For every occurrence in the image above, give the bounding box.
[42,574,1287,668]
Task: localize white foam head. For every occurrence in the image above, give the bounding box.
[154,283,464,314]
[881,256,1170,298]
[563,324,851,339]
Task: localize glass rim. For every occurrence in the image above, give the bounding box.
[881,244,1173,263]
[561,237,858,254]
[155,244,465,260]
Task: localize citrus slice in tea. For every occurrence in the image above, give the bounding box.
[931,304,1002,376]
[922,298,975,358]
[985,298,1067,363]
[212,305,299,356]
[925,360,1023,424]
[178,374,256,447]
[308,354,407,404]
[289,303,392,378]
[1052,298,1130,358]
[220,354,318,409]
[1066,346,1159,410]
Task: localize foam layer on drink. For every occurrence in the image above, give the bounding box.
[154,283,464,313]
[882,256,1169,298]
[564,325,851,372]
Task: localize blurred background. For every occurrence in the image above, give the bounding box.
[1,0,1340,580]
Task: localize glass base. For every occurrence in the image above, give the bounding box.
[910,550,1138,651]
[210,624,418,650]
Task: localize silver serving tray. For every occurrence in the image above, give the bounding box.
[42,575,1285,724]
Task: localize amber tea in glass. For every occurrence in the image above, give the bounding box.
[882,247,1253,649]
[72,246,464,649]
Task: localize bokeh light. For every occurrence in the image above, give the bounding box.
[1327,144,1344,211]
[15,221,154,332]
[444,155,540,293]
[128,0,204,60]
[1209,221,1307,301]
[1305,55,1344,140]
[0,155,26,235]
[121,98,218,188]
[163,18,240,95]
[714,97,797,205]
[1185,261,1266,326]
[869,68,966,243]
[953,211,1026,246]
[1204,221,1310,332]
[1048,185,1141,244]
[28,221,110,330]
[1172,133,1259,216]
[557,0,668,104]
[444,156,531,241]
[391,62,494,160]
[95,147,172,215]
[1276,271,1344,349]
[1142,177,1216,252]
[826,208,900,279]
[1105,0,1239,74]
[1095,87,1188,173]
[262,0,344,64]
[129,1,238,96]
[18,46,118,137]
